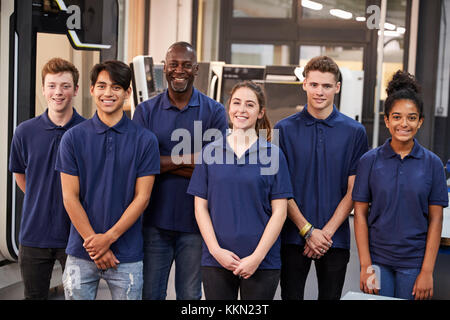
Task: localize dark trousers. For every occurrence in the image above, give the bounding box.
[280,245,350,300]
[202,266,280,300]
[18,245,67,300]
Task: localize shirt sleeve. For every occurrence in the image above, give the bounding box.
[349,126,370,176]
[428,156,449,207]
[187,152,208,200]
[132,103,146,127]
[9,130,26,173]
[211,104,229,136]
[55,131,79,176]
[352,152,374,203]
[269,147,294,200]
[137,131,160,177]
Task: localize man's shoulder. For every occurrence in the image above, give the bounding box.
[195,88,225,109]
[336,111,366,131]
[14,115,43,135]
[274,112,302,129]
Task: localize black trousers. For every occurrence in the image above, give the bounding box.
[202,266,280,300]
[280,245,350,300]
[18,245,67,300]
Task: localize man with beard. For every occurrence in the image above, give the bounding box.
[133,42,228,300]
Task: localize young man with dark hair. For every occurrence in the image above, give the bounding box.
[56,60,160,300]
[9,57,85,299]
[275,55,369,300]
[133,42,228,300]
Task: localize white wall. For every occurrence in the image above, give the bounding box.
[149,0,193,63]
[0,0,14,260]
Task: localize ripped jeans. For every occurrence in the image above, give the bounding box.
[62,255,143,300]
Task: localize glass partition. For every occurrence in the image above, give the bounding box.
[233,0,293,18]
[231,43,290,65]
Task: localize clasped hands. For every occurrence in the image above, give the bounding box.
[303,228,333,259]
[83,233,120,270]
[212,248,263,280]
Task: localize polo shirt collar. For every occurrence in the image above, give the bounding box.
[92,111,128,134]
[224,133,271,155]
[161,88,200,110]
[41,107,81,130]
[380,138,424,159]
[301,104,338,127]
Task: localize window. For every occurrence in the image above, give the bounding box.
[233,0,293,18]
[231,43,290,65]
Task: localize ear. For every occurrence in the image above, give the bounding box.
[193,63,199,76]
[258,108,265,120]
[335,81,341,94]
[302,80,307,91]
[90,85,95,96]
[384,114,390,129]
[417,117,424,129]
[73,85,79,97]
[125,86,132,99]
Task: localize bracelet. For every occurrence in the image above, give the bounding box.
[304,226,315,240]
[299,222,312,237]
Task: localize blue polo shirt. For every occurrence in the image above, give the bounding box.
[352,138,449,268]
[9,108,85,248]
[55,112,160,262]
[133,88,228,233]
[187,137,293,269]
[275,105,369,249]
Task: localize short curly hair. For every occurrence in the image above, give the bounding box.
[302,56,341,82]
[41,57,79,87]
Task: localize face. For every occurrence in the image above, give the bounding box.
[42,72,78,113]
[228,87,264,131]
[303,70,340,113]
[164,46,198,93]
[384,99,423,144]
[90,70,131,118]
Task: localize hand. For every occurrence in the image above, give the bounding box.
[94,249,120,270]
[303,243,323,259]
[360,265,379,295]
[233,254,263,279]
[84,233,114,260]
[413,271,433,300]
[304,228,332,257]
[212,248,241,271]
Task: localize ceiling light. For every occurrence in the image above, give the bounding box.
[301,0,323,11]
[329,9,353,19]
[384,22,396,30]
[356,16,366,22]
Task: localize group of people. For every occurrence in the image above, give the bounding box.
[9,41,448,301]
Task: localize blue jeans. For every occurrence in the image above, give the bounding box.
[377,263,421,300]
[142,226,202,300]
[62,255,143,300]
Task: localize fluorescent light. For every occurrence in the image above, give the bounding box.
[397,27,406,34]
[384,22,396,30]
[329,9,353,19]
[302,0,323,11]
[356,16,366,22]
[378,30,400,37]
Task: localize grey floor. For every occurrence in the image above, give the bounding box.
[51,216,362,300]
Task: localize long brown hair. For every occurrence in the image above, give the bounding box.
[227,80,272,141]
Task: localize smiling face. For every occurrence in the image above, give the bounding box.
[164,45,198,94]
[42,72,78,113]
[384,99,423,144]
[90,70,131,119]
[228,87,264,131]
[303,70,340,117]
